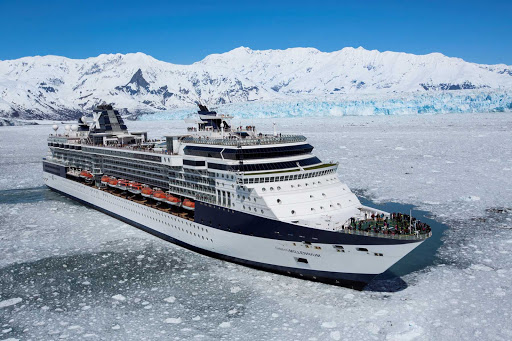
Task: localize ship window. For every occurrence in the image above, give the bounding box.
[296,258,308,264]
[374,253,383,257]
[277,199,282,204]
[291,210,296,215]
[277,186,281,190]
[357,248,369,252]
[262,188,266,192]
[270,187,274,191]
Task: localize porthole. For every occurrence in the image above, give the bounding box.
[262,188,266,192]
[311,208,315,211]
[291,210,296,215]
[253,198,256,202]
[277,199,282,204]
[243,205,246,209]
[310,195,314,198]
[277,186,281,190]
[270,187,274,191]
[322,193,326,197]
[261,209,264,214]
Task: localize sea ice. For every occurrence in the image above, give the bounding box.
[0,113,511,340]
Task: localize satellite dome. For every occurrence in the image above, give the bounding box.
[65,124,71,131]
[81,116,87,124]
[52,124,59,131]
[71,124,79,131]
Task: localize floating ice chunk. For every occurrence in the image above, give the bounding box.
[367,323,380,334]
[386,323,424,341]
[230,286,241,293]
[219,322,231,328]
[470,264,493,271]
[461,195,480,201]
[136,255,145,259]
[395,147,406,151]
[228,309,237,315]
[112,294,126,301]
[112,325,121,330]
[192,316,201,321]
[164,318,182,324]
[374,309,388,316]
[321,321,337,328]
[343,293,355,300]
[330,331,341,340]
[0,297,22,308]
[164,296,176,303]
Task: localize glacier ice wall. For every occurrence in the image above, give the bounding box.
[139,90,512,121]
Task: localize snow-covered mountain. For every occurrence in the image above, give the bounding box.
[1,47,511,120]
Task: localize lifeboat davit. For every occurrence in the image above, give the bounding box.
[80,170,93,180]
[101,175,110,185]
[108,178,118,187]
[128,182,143,194]
[166,193,181,207]
[153,189,166,201]
[141,186,153,198]
[182,199,195,211]
[117,179,129,190]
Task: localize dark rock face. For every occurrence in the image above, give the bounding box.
[420,82,485,91]
[115,69,151,95]
[128,68,150,89]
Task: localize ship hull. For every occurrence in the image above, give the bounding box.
[43,170,424,290]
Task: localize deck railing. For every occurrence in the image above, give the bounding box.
[181,134,307,146]
[335,227,432,241]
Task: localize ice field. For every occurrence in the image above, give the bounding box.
[1,113,512,340]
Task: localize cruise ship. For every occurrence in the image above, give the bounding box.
[43,104,432,289]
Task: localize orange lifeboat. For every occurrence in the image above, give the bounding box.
[101,175,110,185]
[141,186,153,198]
[108,177,118,187]
[80,170,93,180]
[128,182,143,194]
[182,199,195,211]
[166,193,181,207]
[117,179,129,190]
[153,188,166,201]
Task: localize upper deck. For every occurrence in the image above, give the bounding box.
[181,134,307,147]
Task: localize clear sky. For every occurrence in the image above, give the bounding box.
[1,0,511,65]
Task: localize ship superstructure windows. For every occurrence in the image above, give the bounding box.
[184,144,314,160]
[207,156,321,172]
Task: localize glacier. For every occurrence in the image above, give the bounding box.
[139,90,512,121]
[1,112,511,340]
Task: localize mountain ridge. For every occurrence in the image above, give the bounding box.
[0,46,511,120]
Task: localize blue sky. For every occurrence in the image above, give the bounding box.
[1,0,511,65]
